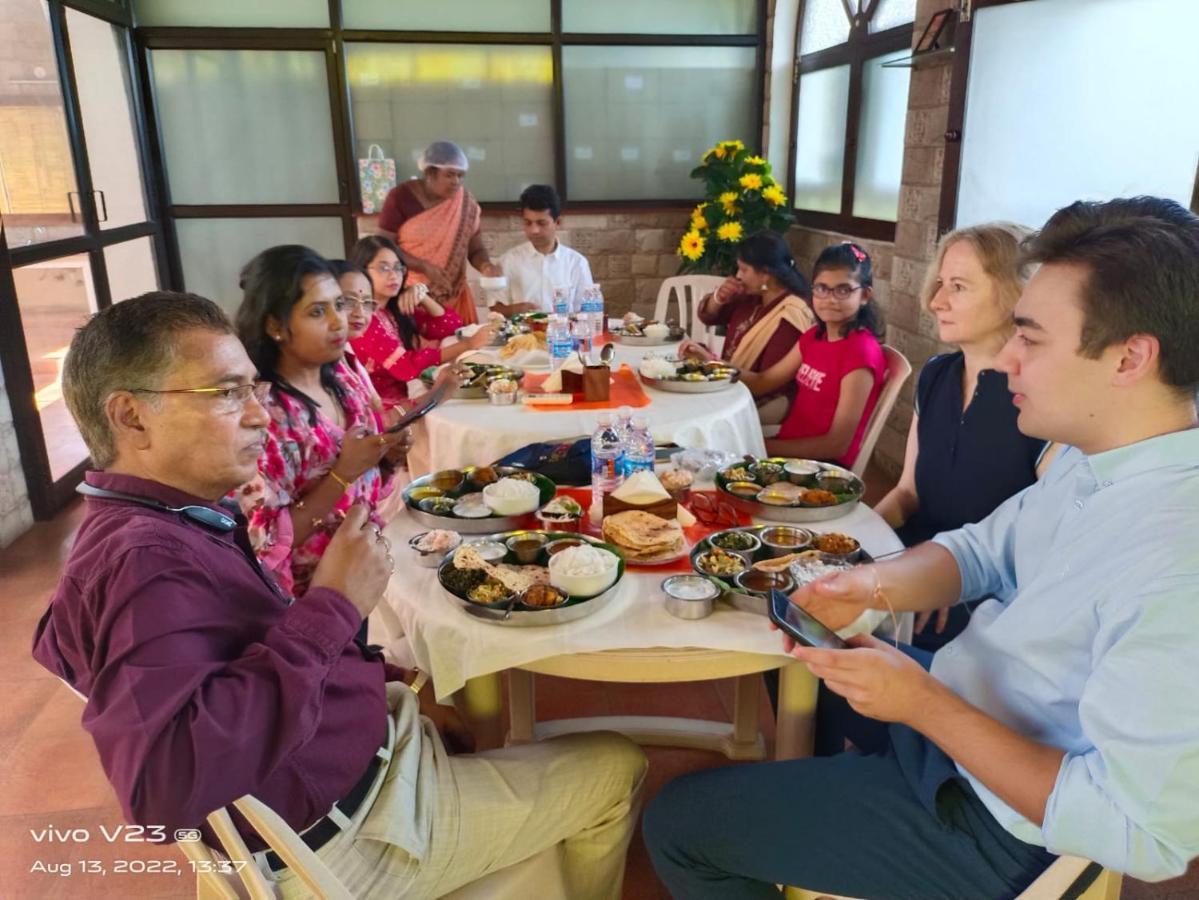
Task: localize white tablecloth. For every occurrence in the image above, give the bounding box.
[406,334,765,475]
[383,500,902,702]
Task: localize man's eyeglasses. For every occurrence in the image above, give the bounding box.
[812,283,863,301]
[689,492,741,528]
[369,263,405,276]
[129,381,272,414]
[341,296,379,314]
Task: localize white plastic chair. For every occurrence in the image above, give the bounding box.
[653,275,725,350]
[850,345,912,477]
[785,853,1123,900]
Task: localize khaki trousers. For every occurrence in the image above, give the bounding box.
[276,688,647,899]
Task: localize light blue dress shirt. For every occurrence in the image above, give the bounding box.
[931,428,1199,881]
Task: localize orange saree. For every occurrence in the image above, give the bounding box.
[395,185,481,325]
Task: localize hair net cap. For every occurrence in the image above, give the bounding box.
[418,141,469,173]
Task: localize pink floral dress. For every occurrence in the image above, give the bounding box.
[234,361,392,597]
[351,306,462,410]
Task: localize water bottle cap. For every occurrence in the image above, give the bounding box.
[619,405,633,417]
[596,412,612,425]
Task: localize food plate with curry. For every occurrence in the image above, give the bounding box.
[688,524,870,616]
[614,320,686,346]
[403,465,555,533]
[420,361,525,400]
[714,457,864,522]
[437,530,627,626]
[637,357,741,394]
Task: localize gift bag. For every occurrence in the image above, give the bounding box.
[358,144,396,215]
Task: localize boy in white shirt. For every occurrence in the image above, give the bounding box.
[495,185,594,316]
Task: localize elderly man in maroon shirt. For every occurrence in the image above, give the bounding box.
[32,292,645,898]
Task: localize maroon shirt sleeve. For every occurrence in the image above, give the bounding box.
[697,292,739,327]
[377,186,405,235]
[752,318,803,373]
[59,539,363,834]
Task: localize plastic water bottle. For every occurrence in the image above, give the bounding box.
[552,286,571,316]
[547,313,573,371]
[580,284,605,340]
[572,312,593,356]
[613,406,634,474]
[590,412,624,516]
[622,415,656,477]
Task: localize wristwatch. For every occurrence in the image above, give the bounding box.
[406,668,429,695]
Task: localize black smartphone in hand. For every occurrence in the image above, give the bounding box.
[769,589,848,650]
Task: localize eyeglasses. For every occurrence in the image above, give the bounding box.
[341,296,379,314]
[812,284,863,300]
[689,492,741,528]
[369,263,405,276]
[129,381,272,414]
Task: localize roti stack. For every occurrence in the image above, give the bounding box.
[602,510,685,562]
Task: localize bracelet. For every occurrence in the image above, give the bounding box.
[871,567,900,648]
[328,468,352,492]
[406,668,429,695]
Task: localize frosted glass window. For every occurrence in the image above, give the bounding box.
[792,64,850,213]
[343,0,549,32]
[563,0,756,35]
[562,45,757,201]
[799,0,850,55]
[105,237,160,303]
[869,0,916,33]
[150,50,338,205]
[853,50,911,220]
[66,9,148,230]
[133,0,328,27]
[958,0,1199,228]
[346,44,553,203]
[176,218,345,313]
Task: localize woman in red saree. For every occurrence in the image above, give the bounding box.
[377,140,500,326]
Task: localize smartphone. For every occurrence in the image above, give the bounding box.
[385,375,455,433]
[768,589,848,650]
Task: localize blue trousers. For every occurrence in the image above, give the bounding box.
[644,650,1055,899]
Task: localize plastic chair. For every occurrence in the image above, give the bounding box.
[653,275,725,350]
[784,853,1123,900]
[849,345,912,478]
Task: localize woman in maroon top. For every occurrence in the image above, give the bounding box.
[680,231,815,424]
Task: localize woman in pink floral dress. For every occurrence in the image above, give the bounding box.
[348,235,494,413]
[233,245,409,597]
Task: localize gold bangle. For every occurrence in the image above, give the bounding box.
[407,669,429,695]
[328,468,352,492]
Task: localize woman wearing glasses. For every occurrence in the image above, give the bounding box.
[679,231,815,425]
[349,235,494,413]
[233,245,408,597]
[765,242,886,469]
[328,258,384,414]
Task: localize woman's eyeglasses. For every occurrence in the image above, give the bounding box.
[369,263,406,276]
[812,284,863,300]
[689,492,741,528]
[340,296,379,314]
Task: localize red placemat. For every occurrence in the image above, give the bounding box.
[556,488,753,572]
[523,364,651,411]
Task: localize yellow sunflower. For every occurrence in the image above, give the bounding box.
[691,210,709,231]
[739,173,763,191]
[719,191,739,214]
[720,139,745,155]
[716,221,743,243]
[712,145,727,160]
[762,185,787,207]
[678,230,706,262]
[746,155,766,166]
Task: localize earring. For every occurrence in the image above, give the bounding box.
[760,283,770,292]
[271,334,282,342]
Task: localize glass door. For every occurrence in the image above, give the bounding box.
[0,0,166,520]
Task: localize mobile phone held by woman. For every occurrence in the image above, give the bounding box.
[769,589,848,650]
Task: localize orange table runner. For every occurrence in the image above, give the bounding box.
[556,487,753,572]
[523,364,651,411]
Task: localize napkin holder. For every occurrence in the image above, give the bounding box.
[602,493,677,521]
[561,364,610,401]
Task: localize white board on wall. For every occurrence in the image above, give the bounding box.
[956,0,1199,229]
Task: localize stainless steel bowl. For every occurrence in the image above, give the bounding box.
[407,531,462,569]
[661,574,720,620]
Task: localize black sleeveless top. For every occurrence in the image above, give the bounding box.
[896,352,1046,547]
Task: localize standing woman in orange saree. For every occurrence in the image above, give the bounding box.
[376,140,501,326]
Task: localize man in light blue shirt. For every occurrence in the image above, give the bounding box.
[644,197,1199,898]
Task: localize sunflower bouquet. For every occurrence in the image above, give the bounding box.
[677,139,794,275]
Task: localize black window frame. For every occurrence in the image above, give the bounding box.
[787,0,914,241]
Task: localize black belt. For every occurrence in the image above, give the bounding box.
[264,732,391,873]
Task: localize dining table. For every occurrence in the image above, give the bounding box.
[404,326,766,476]
[382,482,905,762]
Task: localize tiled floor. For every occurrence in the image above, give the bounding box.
[2,467,1196,899]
